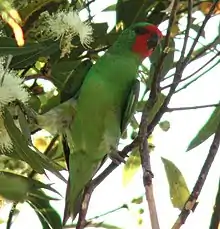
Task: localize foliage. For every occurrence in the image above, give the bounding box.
[0,0,219,229]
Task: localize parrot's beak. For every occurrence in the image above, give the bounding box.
[147,33,160,50]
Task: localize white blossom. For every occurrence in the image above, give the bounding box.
[0,69,29,108]
[42,10,93,57]
[0,60,29,151]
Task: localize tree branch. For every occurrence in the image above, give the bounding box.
[147,0,216,135]
[76,138,139,229]
[209,179,220,229]
[161,50,220,91]
[183,0,219,66]
[175,59,220,93]
[161,36,220,84]
[172,120,220,229]
[138,102,160,229]
[179,0,193,60]
[167,103,220,112]
[149,0,179,101]
[134,2,182,226]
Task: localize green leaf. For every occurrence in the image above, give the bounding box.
[3,108,66,182]
[148,93,166,124]
[159,120,170,132]
[61,59,92,101]
[51,59,92,102]
[150,38,175,79]
[137,93,166,124]
[90,22,110,48]
[51,60,80,90]
[122,149,141,186]
[18,107,32,143]
[20,0,63,24]
[39,93,60,114]
[0,171,29,201]
[0,171,60,202]
[0,37,42,56]
[187,106,220,151]
[116,0,157,28]
[10,40,59,69]
[161,157,190,210]
[131,196,143,204]
[28,190,62,229]
[28,95,41,112]
[102,4,116,12]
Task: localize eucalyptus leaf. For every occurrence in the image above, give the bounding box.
[0,171,60,202]
[149,38,175,79]
[28,190,62,229]
[0,37,42,56]
[187,106,220,151]
[4,108,66,182]
[137,93,166,124]
[116,0,157,28]
[10,40,59,69]
[161,157,190,210]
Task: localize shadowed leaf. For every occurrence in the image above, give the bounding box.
[187,106,220,151]
[0,171,60,202]
[4,108,66,182]
[28,190,62,229]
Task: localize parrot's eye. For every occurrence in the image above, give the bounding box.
[134,27,149,35]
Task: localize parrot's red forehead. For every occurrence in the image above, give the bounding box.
[132,25,162,60]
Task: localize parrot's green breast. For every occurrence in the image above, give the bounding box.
[71,52,140,160]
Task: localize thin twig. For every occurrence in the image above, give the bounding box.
[179,0,193,60]
[167,103,220,112]
[76,138,139,228]
[161,51,220,90]
[88,204,128,221]
[149,0,179,101]
[172,120,220,229]
[175,59,220,93]
[65,222,122,229]
[183,0,219,66]
[6,202,18,229]
[162,36,219,84]
[73,204,128,228]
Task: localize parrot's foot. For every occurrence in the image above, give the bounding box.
[109,150,126,165]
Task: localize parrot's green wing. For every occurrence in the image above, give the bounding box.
[60,59,93,103]
[121,79,140,133]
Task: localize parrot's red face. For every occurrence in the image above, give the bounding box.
[132,24,162,60]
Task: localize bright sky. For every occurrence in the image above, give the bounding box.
[0,1,220,229]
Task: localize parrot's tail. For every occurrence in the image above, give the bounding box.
[63,178,83,225]
[63,151,103,225]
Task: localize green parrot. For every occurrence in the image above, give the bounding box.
[62,22,162,223]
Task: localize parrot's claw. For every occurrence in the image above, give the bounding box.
[109,150,126,165]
